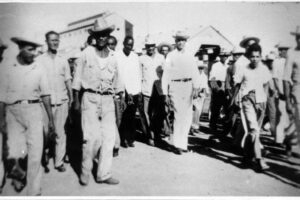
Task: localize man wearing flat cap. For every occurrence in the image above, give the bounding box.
[283,26,300,149]
[139,38,165,145]
[37,30,73,172]
[0,36,55,195]
[162,31,202,154]
[73,18,123,186]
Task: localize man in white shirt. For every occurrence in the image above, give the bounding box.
[209,50,229,130]
[284,26,300,149]
[233,43,271,171]
[38,31,73,172]
[140,39,165,145]
[115,36,150,147]
[162,31,202,154]
[191,60,209,132]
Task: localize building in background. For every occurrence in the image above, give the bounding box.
[59,10,133,57]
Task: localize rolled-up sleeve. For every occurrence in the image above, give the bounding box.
[283,50,293,82]
[64,60,72,81]
[72,55,84,91]
[39,67,51,96]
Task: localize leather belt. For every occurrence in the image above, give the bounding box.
[172,78,192,82]
[12,99,40,105]
[84,89,113,95]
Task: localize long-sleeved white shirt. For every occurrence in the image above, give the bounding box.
[115,50,142,95]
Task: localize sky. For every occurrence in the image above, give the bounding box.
[0,1,300,56]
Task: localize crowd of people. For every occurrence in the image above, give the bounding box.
[0,17,299,196]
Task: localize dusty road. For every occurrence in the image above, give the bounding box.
[1,123,300,196]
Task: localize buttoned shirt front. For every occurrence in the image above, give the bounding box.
[37,52,71,105]
[162,49,201,95]
[72,46,123,94]
[0,58,50,104]
[139,53,165,96]
[115,50,141,95]
[209,61,228,82]
[234,62,272,103]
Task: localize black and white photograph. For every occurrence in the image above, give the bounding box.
[0,1,300,197]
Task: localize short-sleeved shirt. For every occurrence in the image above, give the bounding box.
[209,61,228,82]
[0,58,50,104]
[139,53,165,96]
[233,55,250,85]
[161,49,202,95]
[234,62,272,103]
[72,46,123,94]
[37,52,71,104]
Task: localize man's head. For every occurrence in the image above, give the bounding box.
[219,50,229,64]
[158,42,172,58]
[248,43,262,69]
[145,44,156,56]
[231,47,245,62]
[123,36,134,55]
[11,37,42,65]
[161,46,170,57]
[45,31,60,52]
[173,31,189,51]
[107,35,117,51]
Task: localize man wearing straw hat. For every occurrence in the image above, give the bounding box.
[157,42,173,59]
[283,26,300,149]
[139,37,165,146]
[0,36,55,195]
[162,30,202,154]
[73,18,123,186]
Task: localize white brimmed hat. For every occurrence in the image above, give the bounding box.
[239,36,260,48]
[88,18,115,35]
[11,37,42,47]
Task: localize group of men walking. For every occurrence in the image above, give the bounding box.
[0,17,299,195]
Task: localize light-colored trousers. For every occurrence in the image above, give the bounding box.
[81,93,116,181]
[192,96,205,129]
[275,99,289,144]
[6,103,43,195]
[169,81,193,150]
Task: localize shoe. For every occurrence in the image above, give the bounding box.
[128,142,135,147]
[255,159,270,172]
[113,148,119,157]
[97,177,119,185]
[55,164,66,172]
[148,139,155,146]
[173,148,182,155]
[121,142,128,148]
[79,173,89,186]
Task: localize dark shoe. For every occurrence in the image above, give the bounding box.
[44,166,50,173]
[12,178,26,192]
[173,148,182,155]
[97,177,119,185]
[255,159,270,172]
[121,142,128,148]
[113,148,119,157]
[128,142,135,147]
[55,164,66,172]
[79,173,89,186]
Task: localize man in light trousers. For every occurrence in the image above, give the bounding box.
[162,31,202,154]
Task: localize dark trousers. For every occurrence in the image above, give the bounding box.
[210,89,226,129]
[120,94,150,144]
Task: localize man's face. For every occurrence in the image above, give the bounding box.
[123,39,134,53]
[278,48,288,58]
[19,45,37,64]
[249,51,261,68]
[233,54,242,62]
[107,38,116,51]
[46,34,60,51]
[175,38,186,51]
[161,46,169,56]
[220,55,228,63]
[146,45,155,56]
[95,34,108,49]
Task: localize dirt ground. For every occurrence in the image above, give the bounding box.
[1,121,300,197]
